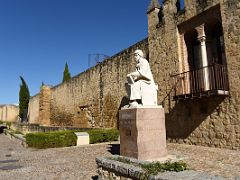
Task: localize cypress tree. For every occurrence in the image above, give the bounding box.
[62,62,71,82]
[19,76,30,120]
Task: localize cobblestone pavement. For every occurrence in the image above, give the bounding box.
[167,143,240,179]
[0,134,239,180]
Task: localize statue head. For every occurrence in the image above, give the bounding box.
[133,49,144,62]
[134,49,144,58]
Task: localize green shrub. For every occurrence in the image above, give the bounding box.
[26,129,119,149]
[26,131,77,149]
[141,161,188,177]
[109,156,188,179]
[87,129,119,144]
[6,122,11,129]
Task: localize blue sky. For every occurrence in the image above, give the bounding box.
[0,0,168,104]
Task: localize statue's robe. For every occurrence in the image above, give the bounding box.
[129,58,158,105]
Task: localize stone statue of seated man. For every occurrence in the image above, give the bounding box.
[127,49,158,107]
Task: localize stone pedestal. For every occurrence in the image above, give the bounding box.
[119,106,167,161]
[75,132,89,146]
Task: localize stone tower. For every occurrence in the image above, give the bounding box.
[39,85,52,125]
[147,0,161,31]
[147,0,240,150]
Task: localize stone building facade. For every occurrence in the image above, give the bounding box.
[147,0,240,149]
[28,0,240,149]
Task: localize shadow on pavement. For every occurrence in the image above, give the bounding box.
[0,160,19,164]
[0,126,7,133]
[107,144,120,155]
[91,175,98,180]
[0,165,23,170]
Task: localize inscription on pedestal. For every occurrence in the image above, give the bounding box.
[121,113,134,120]
[120,111,133,136]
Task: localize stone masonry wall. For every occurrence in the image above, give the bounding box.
[0,105,19,122]
[28,95,39,124]
[47,39,148,128]
[148,0,240,149]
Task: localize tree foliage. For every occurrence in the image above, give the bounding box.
[19,76,30,120]
[62,62,71,83]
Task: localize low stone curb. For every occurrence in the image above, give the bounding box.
[96,155,227,180]
[3,129,28,147]
[96,156,145,179]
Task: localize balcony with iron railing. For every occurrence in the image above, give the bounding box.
[172,63,229,100]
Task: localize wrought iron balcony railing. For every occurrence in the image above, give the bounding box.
[172,64,229,100]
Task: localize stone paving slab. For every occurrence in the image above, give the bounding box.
[0,133,240,179]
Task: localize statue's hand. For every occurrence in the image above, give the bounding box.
[131,71,140,78]
[127,73,132,77]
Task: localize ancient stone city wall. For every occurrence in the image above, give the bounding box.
[148,0,240,149]
[28,39,149,128]
[0,105,19,122]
